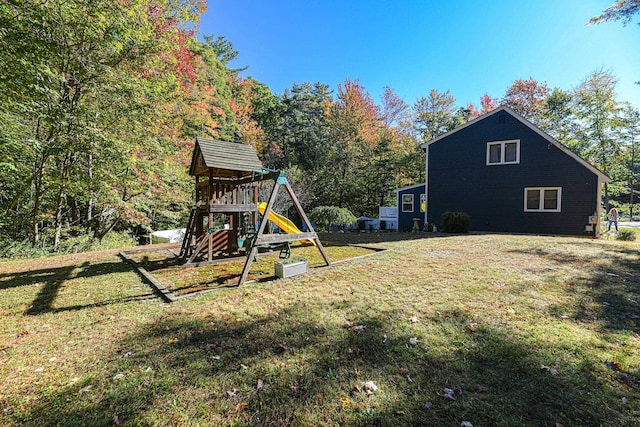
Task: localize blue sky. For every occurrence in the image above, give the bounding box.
[200,0,640,109]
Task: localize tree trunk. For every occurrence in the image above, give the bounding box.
[30,156,47,245]
[53,153,72,252]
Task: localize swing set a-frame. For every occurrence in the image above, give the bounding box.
[179,137,330,286]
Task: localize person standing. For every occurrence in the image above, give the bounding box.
[607,207,619,232]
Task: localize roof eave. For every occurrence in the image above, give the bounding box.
[420,105,610,182]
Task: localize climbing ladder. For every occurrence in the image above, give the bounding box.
[179,205,199,259]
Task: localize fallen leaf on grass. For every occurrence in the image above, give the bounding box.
[112,373,124,380]
[341,396,351,408]
[460,422,473,427]
[605,361,622,371]
[34,366,44,372]
[256,379,263,391]
[353,325,365,333]
[167,338,178,344]
[540,365,558,375]
[438,388,455,400]
[410,316,419,323]
[409,337,418,346]
[363,381,378,394]
[466,323,478,332]
[424,401,432,409]
[235,402,248,412]
[227,389,237,397]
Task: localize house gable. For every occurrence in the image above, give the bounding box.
[422,106,607,236]
[420,106,609,183]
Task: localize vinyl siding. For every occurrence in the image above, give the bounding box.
[427,112,598,235]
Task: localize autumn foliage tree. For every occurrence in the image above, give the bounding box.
[502,77,549,125]
[0,0,207,250]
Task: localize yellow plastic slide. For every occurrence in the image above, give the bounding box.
[258,202,315,245]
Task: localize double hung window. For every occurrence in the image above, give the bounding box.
[402,194,414,212]
[487,140,520,165]
[524,187,561,212]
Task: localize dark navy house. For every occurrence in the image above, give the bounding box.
[396,106,609,236]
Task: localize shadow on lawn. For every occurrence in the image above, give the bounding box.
[318,231,449,246]
[13,304,630,426]
[510,242,640,333]
[0,259,153,315]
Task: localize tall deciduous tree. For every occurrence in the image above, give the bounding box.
[544,88,578,145]
[502,77,549,125]
[0,0,205,249]
[468,94,499,118]
[618,105,640,217]
[574,70,623,209]
[414,89,457,142]
[322,78,381,213]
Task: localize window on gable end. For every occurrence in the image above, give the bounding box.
[487,140,520,165]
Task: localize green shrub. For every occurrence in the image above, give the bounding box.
[0,231,137,260]
[0,237,49,259]
[309,206,357,232]
[616,229,637,241]
[441,211,471,233]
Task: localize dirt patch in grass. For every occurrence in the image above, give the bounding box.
[123,241,381,297]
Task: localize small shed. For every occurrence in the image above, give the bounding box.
[394,183,426,232]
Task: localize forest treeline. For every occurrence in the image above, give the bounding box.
[1,0,638,256]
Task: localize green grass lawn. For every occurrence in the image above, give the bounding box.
[1,233,639,426]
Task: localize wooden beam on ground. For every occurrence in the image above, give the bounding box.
[120,252,175,302]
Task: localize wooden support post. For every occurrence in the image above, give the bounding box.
[283,181,331,267]
[237,180,281,286]
[252,184,259,227]
[208,169,214,261]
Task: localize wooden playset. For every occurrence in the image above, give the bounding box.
[179,137,330,286]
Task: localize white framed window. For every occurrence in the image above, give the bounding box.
[524,187,562,212]
[420,194,426,212]
[487,139,520,165]
[402,194,414,212]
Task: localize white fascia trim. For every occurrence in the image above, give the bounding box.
[420,105,610,182]
[393,182,426,193]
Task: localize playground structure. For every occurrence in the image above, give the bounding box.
[179,137,330,286]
